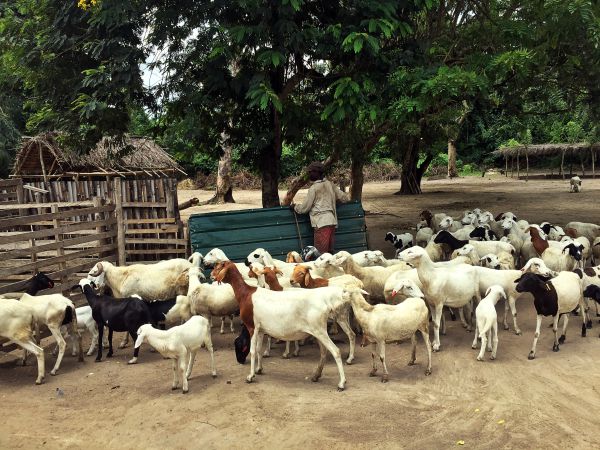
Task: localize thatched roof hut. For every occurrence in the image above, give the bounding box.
[12,132,184,180]
[493,142,600,180]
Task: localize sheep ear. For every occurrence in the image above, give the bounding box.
[494,213,503,221]
[485,287,492,297]
[513,276,522,284]
[304,272,311,286]
[275,268,283,277]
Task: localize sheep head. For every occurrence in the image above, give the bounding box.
[484,285,506,301]
[391,279,423,299]
[203,248,228,268]
[88,262,104,277]
[211,261,236,283]
[134,324,153,349]
[520,258,554,277]
[398,246,425,264]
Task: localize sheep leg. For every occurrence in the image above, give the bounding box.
[88,324,99,356]
[559,314,569,344]
[263,335,271,358]
[180,357,189,394]
[220,316,225,334]
[186,350,197,380]
[508,295,521,335]
[503,299,510,330]
[282,340,291,359]
[205,333,217,378]
[171,359,179,390]
[580,298,590,335]
[490,322,498,360]
[369,342,378,377]
[107,329,115,357]
[378,341,389,383]
[471,320,479,350]
[118,333,129,349]
[96,321,104,362]
[15,339,45,385]
[48,325,66,376]
[71,311,84,362]
[432,304,443,352]
[583,298,593,329]
[255,333,264,375]
[440,311,446,335]
[477,328,487,362]
[552,314,560,352]
[311,329,346,391]
[293,340,300,357]
[311,340,327,383]
[128,332,139,364]
[529,314,542,359]
[458,307,469,329]
[246,329,259,383]
[229,315,235,333]
[408,334,417,365]
[418,325,432,375]
[335,311,356,364]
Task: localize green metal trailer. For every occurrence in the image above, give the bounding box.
[188,201,368,262]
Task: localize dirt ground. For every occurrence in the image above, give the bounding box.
[3,174,600,450]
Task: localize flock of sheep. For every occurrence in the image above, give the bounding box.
[2,206,600,393]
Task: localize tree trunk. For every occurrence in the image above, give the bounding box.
[395,140,433,195]
[282,149,340,206]
[198,132,235,205]
[261,106,282,207]
[350,154,365,201]
[447,139,458,178]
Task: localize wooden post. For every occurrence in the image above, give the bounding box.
[569,149,574,177]
[15,179,27,223]
[580,151,585,177]
[560,150,566,180]
[525,147,529,182]
[511,155,514,178]
[51,204,68,294]
[505,155,508,177]
[114,178,126,266]
[592,149,596,179]
[516,149,520,179]
[93,197,106,258]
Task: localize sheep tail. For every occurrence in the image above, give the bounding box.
[61,305,74,326]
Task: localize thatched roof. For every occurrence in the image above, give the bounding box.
[494,143,600,157]
[12,132,185,178]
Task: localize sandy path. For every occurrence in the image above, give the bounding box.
[2,174,600,449]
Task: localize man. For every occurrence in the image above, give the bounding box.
[290,162,349,254]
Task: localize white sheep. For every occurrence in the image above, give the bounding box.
[165,266,239,334]
[471,286,505,361]
[479,252,515,270]
[134,315,216,393]
[570,176,582,192]
[565,221,600,244]
[344,282,432,382]
[203,248,253,280]
[19,293,82,375]
[57,305,99,357]
[321,251,411,302]
[0,299,45,384]
[398,246,481,351]
[416,223,434,247]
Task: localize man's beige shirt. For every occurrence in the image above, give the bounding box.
[294,178,349,228]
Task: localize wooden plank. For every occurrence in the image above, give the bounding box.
[125,238,188,245]
[115,178,126,266]
[0,201,94,211]
[0,243,117,277]
[122,201,168,208]
[0,179,22,188]
[124,226,179,235]
[124,218,176,225]
[126,248,187,255]
[0,204,115,229]
[52,204,68,293]
[0,230,117,261]
[0,217,116,245]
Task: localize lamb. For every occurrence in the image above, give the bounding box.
[19,293,82,375]
[514,272,587,359]
[384,232,414,253]
[471,286,505,361]
[570,176,582,192]
[540,222,565,241]
[211,261,348,391]
[398,246,481,351]
[134,316,216,393]
[57,305,98,357]
[322,251,412,302]
[438,216,464,233]
[449,244,480,266]
[75,279,151,364]
[344,281,432,382]
[0,299,45,384]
